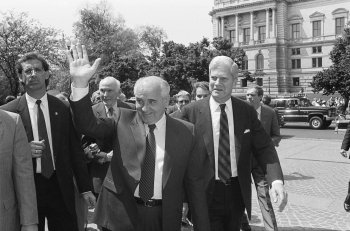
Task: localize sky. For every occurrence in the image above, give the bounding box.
[2,0,214,45]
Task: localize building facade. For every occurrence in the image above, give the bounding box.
[209,0,350,95]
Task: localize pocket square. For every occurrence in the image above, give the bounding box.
[244,129,250,134]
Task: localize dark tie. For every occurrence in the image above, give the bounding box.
[108,107,114,118]
[36,100,54,178]
[139,124,156,202]
[218,104,231,184]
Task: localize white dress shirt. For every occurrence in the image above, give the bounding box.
[134,114,166,199]
[209,96,237,179]
[26,93,56,173]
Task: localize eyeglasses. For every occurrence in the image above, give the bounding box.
[23,68,44,76]
[178,100,189,104]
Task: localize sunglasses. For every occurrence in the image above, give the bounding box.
[178,100,189,103]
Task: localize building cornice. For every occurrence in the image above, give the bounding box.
[209,0,277,17]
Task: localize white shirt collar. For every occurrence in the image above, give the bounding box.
[144,113,166,132]
[26,93,48,109]
[209,96,232,113]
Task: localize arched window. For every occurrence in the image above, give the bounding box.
[256,54,264,71]
[242,56,248,70]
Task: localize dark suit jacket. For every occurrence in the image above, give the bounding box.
[0,95,92,217]
[84,100,135,193]
[260,104,281,147]
[70,95,210,231]
[341,124,350,150]
[179,96,284,217]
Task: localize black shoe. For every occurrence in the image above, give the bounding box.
[240,222,252,231]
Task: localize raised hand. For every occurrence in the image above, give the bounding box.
[65,44,101,88]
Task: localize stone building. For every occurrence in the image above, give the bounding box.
[209,0,350,95]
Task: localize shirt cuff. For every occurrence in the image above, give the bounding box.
[106,151,113,161]
[70,83,89,101]
[271,180,283,187]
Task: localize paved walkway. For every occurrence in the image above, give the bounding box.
[250,137,350,231]
[84,137,350,231]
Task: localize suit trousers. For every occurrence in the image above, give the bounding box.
[136,203,162,231]
[251,165,278,231]
[35,173,78,231]
[209,177,245,231]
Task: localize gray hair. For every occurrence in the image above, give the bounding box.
[99,76,121,91]
[134,76,170,98]
[209,56,238,79]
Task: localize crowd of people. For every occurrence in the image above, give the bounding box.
[0,43,289,231]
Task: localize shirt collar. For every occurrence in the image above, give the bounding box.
[145,113,166,132]
[209,96,232,113]
[26,93,48,109]
[104,101,118,114]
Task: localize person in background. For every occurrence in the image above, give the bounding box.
[119,92,127,102]
[82,76,135,199]
[192,81,210,101]
[0,52,95,231]
[91,90,101,105]
[0,109,38,231]
[262,95,284,127]
[179,56,287,231]
[169,90,191,118]
[242,86,281,231]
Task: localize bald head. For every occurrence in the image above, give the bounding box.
[209,56,239,103]
[99,76,121,108]
[134,76,170,124]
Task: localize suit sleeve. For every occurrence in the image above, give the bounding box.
[341,124,350,150]
[270,109,281,147]
[68,111,93,193]
[69,94,114,147]
[13,115,38,226]
[184,127,211,231]
[250,107,284,185]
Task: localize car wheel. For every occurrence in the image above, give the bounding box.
[309,116,323,129]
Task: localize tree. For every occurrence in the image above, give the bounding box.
[136,25,167,62]
[311,25,350,111]
[73,0,139,64]
[0,11,64,96]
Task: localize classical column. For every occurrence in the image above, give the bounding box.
[249,11,254,45]
[272,8,276,38]
[221,16,225,37]
[216,17,220,37]
[235,14,239,46]
[266,8,270,39]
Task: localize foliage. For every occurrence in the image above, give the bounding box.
[98,54,150,97]
[311,26,350,110]
[73,1,139,64]
[0,11,64,96]
[136,25,167,62]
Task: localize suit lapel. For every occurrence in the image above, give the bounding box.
[232,97,245,163]
[129,112,146,181]
[47,95,60,159]
[162,116,174,189]
[198,98,215,170]
[17,96,34,142]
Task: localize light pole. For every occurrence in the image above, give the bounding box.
[268,76,271,94]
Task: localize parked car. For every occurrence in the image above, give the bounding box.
[270,97,337,129]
